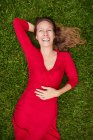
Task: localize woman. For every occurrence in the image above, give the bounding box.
[12,17,84,140]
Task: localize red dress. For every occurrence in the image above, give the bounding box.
[12,18,78,140]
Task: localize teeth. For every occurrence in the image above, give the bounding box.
[42,38,49,41]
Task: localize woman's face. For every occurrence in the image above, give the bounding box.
[36,21,55,48]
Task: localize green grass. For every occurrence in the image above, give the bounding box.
[0,0,93,139]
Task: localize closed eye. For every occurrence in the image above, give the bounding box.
[39,29,43,32]
[47,29,53,31]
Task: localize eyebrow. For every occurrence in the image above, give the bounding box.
[37,27,53,30]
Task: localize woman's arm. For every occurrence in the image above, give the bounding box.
[57,83,72,96]
[13,18,36,63]
[57,52,78,96]
[35,84,71,100]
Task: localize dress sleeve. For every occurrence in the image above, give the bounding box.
[63,52,78,88]
[13,18,37,64]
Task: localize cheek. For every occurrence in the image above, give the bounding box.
[53,35,55,40]
[51,34,55,40]
[36,32,42,40]
[35,31,39,40]
[50,32,55,38]
[35,35,41,43]
[35,33,40,41]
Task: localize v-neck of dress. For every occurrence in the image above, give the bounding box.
[39,49,59,72]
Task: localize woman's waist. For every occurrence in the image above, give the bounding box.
[27,80,59,90]
[23,85,58,101]
[15,80,59,106]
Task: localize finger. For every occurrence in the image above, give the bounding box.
[36,89,45,93]
[41,86,49,90]
[36,94,42,97]
[39,96,46,100]
[36,94,46,100]
[34,91,44,95]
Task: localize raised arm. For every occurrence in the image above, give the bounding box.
[13,18,36,63]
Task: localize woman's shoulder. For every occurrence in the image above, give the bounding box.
[58,51,71,58]
[57,51,75,66]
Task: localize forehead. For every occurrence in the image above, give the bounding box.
[37,21,53,29]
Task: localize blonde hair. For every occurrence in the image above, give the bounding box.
[53,25,86,51]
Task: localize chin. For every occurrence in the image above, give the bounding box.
[40,42,53,48]
[42,45,52,48]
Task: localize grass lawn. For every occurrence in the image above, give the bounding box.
[0,0,93,139]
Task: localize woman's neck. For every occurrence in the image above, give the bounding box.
[40,46,54,56]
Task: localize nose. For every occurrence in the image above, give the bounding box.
[43,30,48,36]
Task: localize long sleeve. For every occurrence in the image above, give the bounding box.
[13,18,37,64]
[63,52,78,88]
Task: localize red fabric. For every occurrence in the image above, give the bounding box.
[12,18,78,140]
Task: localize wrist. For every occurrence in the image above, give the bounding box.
[28,22,35,32]
[56,84,72,97]
[56,90,62,97]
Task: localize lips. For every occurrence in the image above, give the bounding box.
[42,38,50,42]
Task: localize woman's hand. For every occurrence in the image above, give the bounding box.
[34,86,59,100]
[28,22,35,32]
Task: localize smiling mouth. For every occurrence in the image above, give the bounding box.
[42,38,50,42]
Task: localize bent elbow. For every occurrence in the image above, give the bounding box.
[13,18,20,28]
[68,76,78,89]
